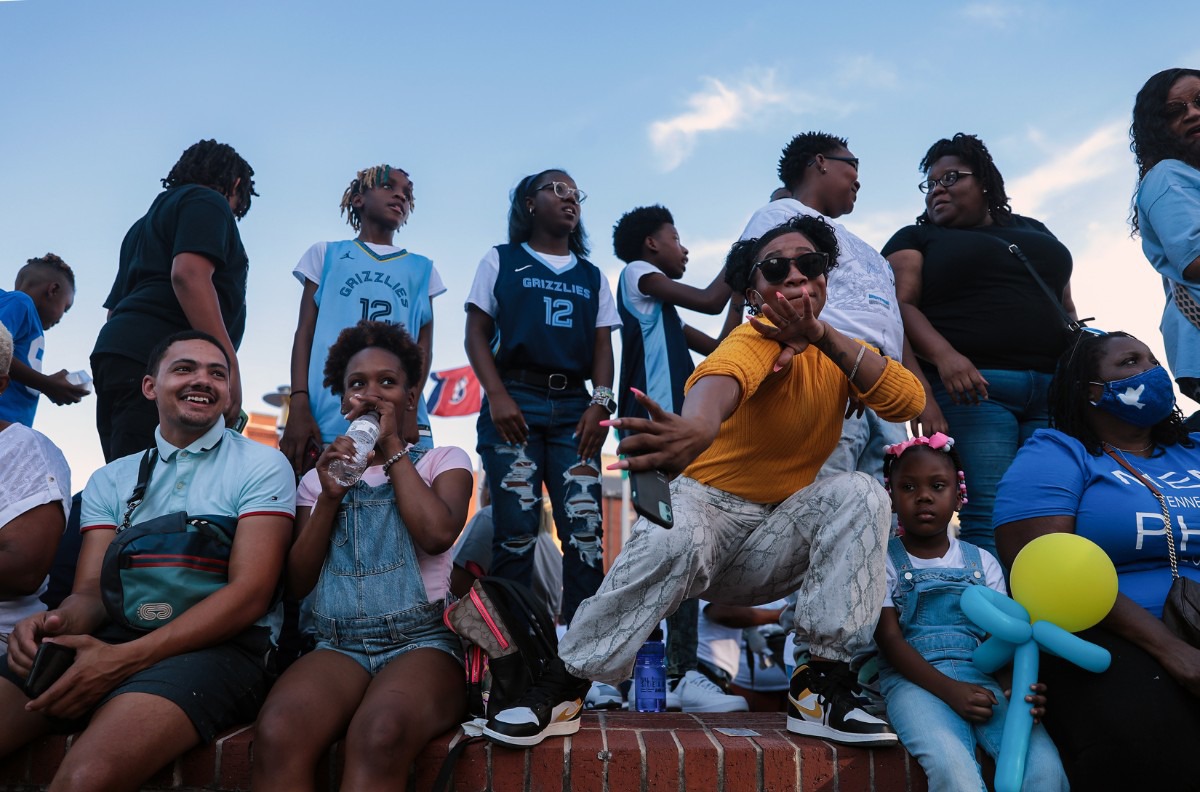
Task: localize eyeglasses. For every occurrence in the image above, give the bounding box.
[824,155,859,171]
[535,181,588,203]
[1163,94,1200,121]
[749,252,831,284]
[918,171,975,193]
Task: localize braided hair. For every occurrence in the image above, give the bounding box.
[1129,68,1200,235]
[162,140,257,219]
[882,435,969,507]
[340,164,414,232]
[915,133,1012,226]
[1048,330,1193,455]
[17,253,75,290]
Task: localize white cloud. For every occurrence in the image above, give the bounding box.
[648,72,791,171]
[1007,120,1128,218]
[959,2,1021,26]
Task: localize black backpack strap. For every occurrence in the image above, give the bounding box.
[119,449,159,533]
[429,732,485,792]
[1007,244,1093,332]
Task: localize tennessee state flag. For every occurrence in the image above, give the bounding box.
[427,365,482,417]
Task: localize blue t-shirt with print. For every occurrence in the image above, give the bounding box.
[994,428,1200,617]
[0,289,45,426]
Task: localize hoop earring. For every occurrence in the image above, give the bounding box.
[746,289,764,316]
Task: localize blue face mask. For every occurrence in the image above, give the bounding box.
[1089,365,1176,427]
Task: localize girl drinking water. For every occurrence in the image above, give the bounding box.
[252,320,472,791]
[874,433,1066,792]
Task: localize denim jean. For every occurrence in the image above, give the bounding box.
[310,480,461,675]
[477,382,604,625]
[879,537,1066,792]
[930,369,1051,559]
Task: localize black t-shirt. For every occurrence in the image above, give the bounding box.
[881,215,1073,374]
[94,185,248,364]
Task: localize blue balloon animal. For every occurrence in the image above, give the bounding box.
[960,585,1110,792]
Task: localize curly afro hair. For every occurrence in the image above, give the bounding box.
[723,214,840,294]
[612,204,674,264]
[323,320,424,396]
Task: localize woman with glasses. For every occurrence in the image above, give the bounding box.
[882,133,1077,559]
[482,214,924,749]
[993,329,1200,789]
[464,169,620,627]
[1131,68,1200,415]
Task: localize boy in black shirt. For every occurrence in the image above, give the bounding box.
[91,140,256,461]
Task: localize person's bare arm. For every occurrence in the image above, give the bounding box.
[7,360,89,405]
[280,279,322,474]
[703,603,784,628]
[889,249,988,404]
[639,269,732,315]
[465,306,526,444]
[171,252,242,424]
[576,328,614,461]
[0,501,64,598]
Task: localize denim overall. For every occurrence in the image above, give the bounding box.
[310,475,461,675]
[879,537,1067,792]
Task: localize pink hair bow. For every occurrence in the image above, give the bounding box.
[883,431,955,458]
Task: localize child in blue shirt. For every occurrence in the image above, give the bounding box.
[874,433,1067,792]
[0,254,88,426]
[282,165,444,474]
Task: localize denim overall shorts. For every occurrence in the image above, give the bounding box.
[309,478,462,675]
[881,536,988,668]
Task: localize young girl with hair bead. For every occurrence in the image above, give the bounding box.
[874,433,1067,792]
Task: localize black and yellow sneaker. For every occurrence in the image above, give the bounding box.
[483,657,590,748]
[787,659,898,746]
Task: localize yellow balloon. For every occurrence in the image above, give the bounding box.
[1010,533,1118,633]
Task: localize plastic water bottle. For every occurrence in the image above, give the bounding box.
[328,412,380,487]
[634,631,667,712]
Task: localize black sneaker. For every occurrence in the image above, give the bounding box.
[483,657,590,748]
[786,659,898,747]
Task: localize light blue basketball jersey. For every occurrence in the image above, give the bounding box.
[309,239,434,443]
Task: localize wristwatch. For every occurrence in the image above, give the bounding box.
[591,386,617,415]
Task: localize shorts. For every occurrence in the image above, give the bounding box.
[0,625,271,743]
[312,610,463,676]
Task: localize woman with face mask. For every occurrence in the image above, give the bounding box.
[993,329,1200,790]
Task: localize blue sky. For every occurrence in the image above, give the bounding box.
[2,0,1197,484]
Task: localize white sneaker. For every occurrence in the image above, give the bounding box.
[672,670,748,713]
[584,681,623,710]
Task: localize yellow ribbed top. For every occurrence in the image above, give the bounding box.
[681,324,924,504]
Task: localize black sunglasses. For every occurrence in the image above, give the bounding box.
[749,252,830,284]
[824,155,859,171]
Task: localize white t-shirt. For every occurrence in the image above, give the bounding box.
[620,260,669,315]
[883,535,1007,608]
[465,245,621,327]
[740,198,904,360]
[0,423,71,635]
[297,445,471,602]
[697,598,788,681]
[292,240,447,301]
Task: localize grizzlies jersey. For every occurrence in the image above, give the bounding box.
[491,243,600,379]
[616,265,693,419]
[310,239,433,442]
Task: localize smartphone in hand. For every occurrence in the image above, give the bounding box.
[630,468,674,529]
[23,642,76,699]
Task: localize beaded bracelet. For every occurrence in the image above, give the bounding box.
[382,450,407,477]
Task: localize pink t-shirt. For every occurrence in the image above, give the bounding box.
[297,445,472,601]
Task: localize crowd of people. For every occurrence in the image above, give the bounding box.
[0,66,1199,790]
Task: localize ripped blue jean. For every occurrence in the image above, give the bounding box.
[477,382,604,624]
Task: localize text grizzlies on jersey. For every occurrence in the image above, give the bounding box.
[339,270,411,307]
[521,277,591,298]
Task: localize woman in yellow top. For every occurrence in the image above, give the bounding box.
[481,215,925,750]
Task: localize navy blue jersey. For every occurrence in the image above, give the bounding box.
[491,243,601,377]
[616,266,693,419]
